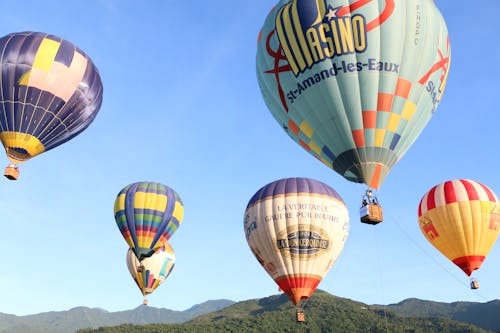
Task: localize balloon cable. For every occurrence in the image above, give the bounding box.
[385,211,488,302]
[371,226,390,333]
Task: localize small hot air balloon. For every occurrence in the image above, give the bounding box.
[418,179,500,289]
[126,243,176,305]
[244,177,349,321]
[0,31,103,180]
[114,182,184,261]
[256,0,450,207]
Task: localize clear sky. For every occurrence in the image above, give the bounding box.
[0,0,498,316]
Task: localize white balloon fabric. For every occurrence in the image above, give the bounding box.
[126,243,175,300]
[244,177,349,306]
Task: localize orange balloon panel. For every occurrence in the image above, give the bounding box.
[418,179,500,276]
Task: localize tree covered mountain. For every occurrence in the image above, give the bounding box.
[381,298,500,332]
[1,291,498,333]
[76,290,495,333]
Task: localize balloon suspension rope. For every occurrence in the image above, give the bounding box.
[386,211,488,301]
[295,303,305,322]
[371,227,390,333]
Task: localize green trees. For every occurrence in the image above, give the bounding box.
[77,291,492,333]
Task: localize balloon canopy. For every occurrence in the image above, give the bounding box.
[418,179,500,276]
[256,0,450,189]
[0,31,103,167]
[244,177,349,306]
[114,182,184,261]
[126,243,175,299]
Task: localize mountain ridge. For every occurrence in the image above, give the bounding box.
[380,297,500,332]
[0,293,499,333]
[0,299,235,333]
[77,290,496,333]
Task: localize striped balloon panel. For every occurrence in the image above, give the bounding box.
[244,178,349,305]
[257,0,450,189]
[418,179,500,276]
[0,31,103,162]
[126,244,175,295]
[114,182,184,260]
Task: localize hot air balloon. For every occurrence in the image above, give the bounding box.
[244,177,349,321]
[126,243,176,305]
[0,31,103,180]
[418,179,500,289]
[256,0,450,220]
[114,182,184,261]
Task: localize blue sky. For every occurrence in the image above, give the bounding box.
[0,0,498,316]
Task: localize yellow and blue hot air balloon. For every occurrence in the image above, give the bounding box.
[256,0,450,190]
[114,182,184,261]
[244,177,349,321]
[418,179,500,288]
[126,243,176,305]
[0,31,103,180]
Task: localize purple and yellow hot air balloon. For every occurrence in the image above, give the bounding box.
[256,0,450,191]
[126,243,176,305]
[0,31,103,180]
[418,179,500,288]
[114,182,184,261]
[244,177,349,321]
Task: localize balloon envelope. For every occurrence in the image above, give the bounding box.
[0,31,103,164]
[126,243,175,297]
[114,182,184,261]
[418,179,500,276]
[244,177,349,305]
[256,0,450,189]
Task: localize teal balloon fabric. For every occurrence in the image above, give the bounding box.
[256,0,450,189]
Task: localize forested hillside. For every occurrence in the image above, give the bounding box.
[77,290,493,333]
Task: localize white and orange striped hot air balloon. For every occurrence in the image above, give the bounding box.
[244,177,349,321]
[418,179,500,287]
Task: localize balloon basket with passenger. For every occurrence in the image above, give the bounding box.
[4,163,19,180]
[295,306,305,322]
[470,278,480,290]
[360,190,383,225]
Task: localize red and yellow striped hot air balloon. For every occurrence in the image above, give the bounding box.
[418,179,500,288]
